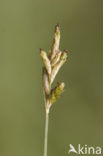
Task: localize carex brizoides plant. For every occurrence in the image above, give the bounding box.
[40,25,68,156]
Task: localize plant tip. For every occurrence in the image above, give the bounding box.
[40,48,42,52]
[55,24,60,31]
[64,50,68,54]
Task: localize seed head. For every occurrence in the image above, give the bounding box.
[40,25,68,113]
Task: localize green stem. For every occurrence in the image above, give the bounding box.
[44,111,49,156]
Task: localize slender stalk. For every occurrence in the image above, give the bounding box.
[44,111,49,156]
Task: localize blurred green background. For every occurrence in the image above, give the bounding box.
[0,0,103,156]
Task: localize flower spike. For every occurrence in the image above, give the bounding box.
[40,26,68,111]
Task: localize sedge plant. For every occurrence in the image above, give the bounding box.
[40,25,68,156]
